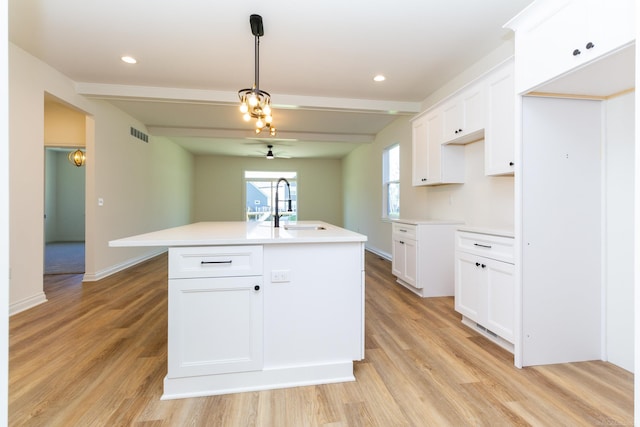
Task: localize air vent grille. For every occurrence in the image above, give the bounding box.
[130,127,149,143]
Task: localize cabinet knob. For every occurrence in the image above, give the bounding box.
[475,262,481,267]
[509,161,514,166]
[481,264,486,269]
[399,241,405,245]
[572,49,581,56]
[586,42,595,50]
[421,178,427,182]
[254,285,260,291]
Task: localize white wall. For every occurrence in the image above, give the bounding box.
[605,91,635,372]
[9,44,194,313]
[343,116,428,256]
[193,156,343,226]
[1,0,11,421]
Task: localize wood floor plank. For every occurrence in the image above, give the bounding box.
[8,251,634,426]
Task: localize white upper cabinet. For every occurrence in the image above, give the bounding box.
[441,82,485,145]
[411,59,515,184]
[412,109,465,186]
[505,0,635,94]
[484,60,515,176]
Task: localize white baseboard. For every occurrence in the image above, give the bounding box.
[365,246,391,261]
[82,249,167,282]
[10,292,47,316]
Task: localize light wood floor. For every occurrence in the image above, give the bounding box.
[10,252,633,426]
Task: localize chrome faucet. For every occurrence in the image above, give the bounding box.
[274,178,292,228]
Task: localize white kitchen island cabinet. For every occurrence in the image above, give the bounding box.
[110,221,366,399]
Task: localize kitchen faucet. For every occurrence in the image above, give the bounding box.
[274,178,292,228]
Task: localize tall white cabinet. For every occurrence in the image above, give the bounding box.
[505,0,635,369]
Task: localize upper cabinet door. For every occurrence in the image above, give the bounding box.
[506,0,635,94]
[441,83,485,145]
[485,60,515,176]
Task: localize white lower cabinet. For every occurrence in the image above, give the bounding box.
[454,230,515,349]
[392,221,461,297]
[167,245,264,379]
[392,227,418,288]
[168,276,263,378]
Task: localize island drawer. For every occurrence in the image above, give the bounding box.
[455,231,514,263]
[169,245,263,279]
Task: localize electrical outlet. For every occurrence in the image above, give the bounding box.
[271,269,290,283]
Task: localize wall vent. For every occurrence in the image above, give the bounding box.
[130,126,149,143]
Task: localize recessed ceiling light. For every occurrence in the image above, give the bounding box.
[121,56,137,64]
[373,74,386,82]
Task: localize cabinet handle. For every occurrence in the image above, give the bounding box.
[399,229,407,233]
[399,241,405,245]
[421,178,427,182]
[201,260,232,265]
[586,42,595,50]
[473,243,492,249]
[572,48,581,56]
[509,161,514,166]
[254,285,260,291]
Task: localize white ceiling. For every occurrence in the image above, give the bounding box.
[9,0,534,159]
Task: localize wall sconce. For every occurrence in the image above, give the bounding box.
[68,149,86,167]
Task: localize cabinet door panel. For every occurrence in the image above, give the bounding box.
[515,1,586,93]
[391,237,405,278]
[442,101,462,141]
[404,239,418,288]
[426,112,443,183]
[411,117,429,185]
[168,276,263,378]
[485,62,515,176]
[454,252,483,322]
[486,260,515,343]
[461,85,484,135]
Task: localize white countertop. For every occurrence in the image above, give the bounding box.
[457,225,514,238]
[109,221,367,247]
[391,218,464,226]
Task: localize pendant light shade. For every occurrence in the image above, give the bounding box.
[68,149,86,167]
[238,14,276,136]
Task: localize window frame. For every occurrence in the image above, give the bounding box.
[244,171,297,223]
[382,143,400,220]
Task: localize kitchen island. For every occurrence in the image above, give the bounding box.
[110,221,367,399]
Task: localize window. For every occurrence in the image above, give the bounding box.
[383,144,400,219]
[244,171,297,222]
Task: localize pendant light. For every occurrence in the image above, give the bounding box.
[238,14,276,136]
[68,149,86,167]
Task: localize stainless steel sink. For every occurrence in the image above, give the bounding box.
[283,224,326,230]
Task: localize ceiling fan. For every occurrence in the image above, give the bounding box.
[262,144,291,159]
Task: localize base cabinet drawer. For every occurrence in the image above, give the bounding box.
[167,276,264,378]
[169,245,263,279]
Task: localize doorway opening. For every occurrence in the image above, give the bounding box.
[44,147,85,274]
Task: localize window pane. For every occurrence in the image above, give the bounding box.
[389,145,400,181]
[245,172,297,222]
[388,182,399,218]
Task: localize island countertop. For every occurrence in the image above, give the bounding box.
[109,221,367,247]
